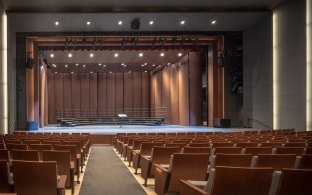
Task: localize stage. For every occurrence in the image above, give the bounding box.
[36,125,248,144]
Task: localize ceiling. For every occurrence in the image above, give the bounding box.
[2,0,284,12]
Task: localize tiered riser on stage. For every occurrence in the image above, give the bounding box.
[57,117,165,126]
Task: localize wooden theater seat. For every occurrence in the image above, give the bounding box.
[283,142,306,147]
[154,153,209,195]
[0,149,10,161]
[42,150,74,195]
[132,142,163,174]
[298,154,312,169]
[0,160,10,193]
[126,139,145,166]
[209,154,253,172]
[252,154,298,171]
[274,147,305,155]
[12,160,67,195]
[12,149,39,161]
[140,146,180,186]
[182,147,211,154]
[28,144,52,160]
[235,142,259,147]
[243,147,273,155]
[211,147,243,156]
[211,142,234,147]
[180,166,274,195]
[270,168,312,195]
[188,143,211,147]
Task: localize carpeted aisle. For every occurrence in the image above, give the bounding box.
[79,146,147,195]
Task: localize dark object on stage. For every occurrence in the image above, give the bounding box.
[213,118,231,128]
[26,57,34,69]
[131,18,140,30]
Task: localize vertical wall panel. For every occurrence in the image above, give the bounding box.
[115,73,124,115]
[162,67,171,123]
[80,73,90,117]
[107,73,116,117]
[47,72,55,123]
[124,73,133,117]
[150,74,156,117]
[97,73,107,118]
[142,72,150,117]
[63,73,72,118]
[179,61,190,125]
[71,73,81,118]
[133,72,142,117]
[54,73,64,119]
[155,72,162,118]
[89,73,98,117]
[170,66,179,124]
[189,52,203,125]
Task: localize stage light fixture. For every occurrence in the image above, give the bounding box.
[75,63,79,66]
[180,20,185,25]
[160,53,165,57]
[178,53,182,57]
[139,53,143,57]
[55,21,59,26]
[149,20,154,25]
[68,53,72,58]
[98,63,102,66]
[114,53,119,57]
[65,64,68,68]
[103,65,106,67]
[90,53,94,58]
[211,20,217,25]
[71,72,74,74]
[83,65,86,68]
[87,21,91,25]
[118,21,123,25]
[50,54,54,58]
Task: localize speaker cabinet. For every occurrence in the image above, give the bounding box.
[131,18,140,30]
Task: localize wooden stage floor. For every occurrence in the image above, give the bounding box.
[36,125,248,144]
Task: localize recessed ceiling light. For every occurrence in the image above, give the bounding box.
[180,20,185,25]
[211,20,217,25]
[178,53,182,57]
[152,64,156,67]
[86,21,91,25]
[71,72,74,74]
[65,64,68,68]
[68,53,72,58]
[114,53,119,57]
[123,64,127,67]
[109,71,112,74]
[128,71,131,74]
[160,53,165,57]
[83,65,86,68]
[149,20,154,25]
[103,65,106,67]
[52,64,57,67]
[75,63,79,66]
[55,72,58,74]
[141,64,144,67]
[139,53,143,57]
[90,72,93,74]
[118,21,123,25]
[144,71,148,72]
[50,54,54,58]
[90,53,94,58]
[55,21,59,26]
[98,63,102,66]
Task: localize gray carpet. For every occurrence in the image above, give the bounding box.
[79,146,147,195]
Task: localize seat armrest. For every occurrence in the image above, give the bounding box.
[57,175,67,189]
[154,164,169,173]
[154,164,170,195]
[180,180,210,195]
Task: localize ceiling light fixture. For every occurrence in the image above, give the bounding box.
[118,21,123,25]
[103,65,106,67]
[50,54,54,58]
[75,63,79,66]
[55,72,58,74]
[152,64,156,67]
[180,20,185,25]
[178,53,182,57]
[149,21,154,25]
[211,20,217,25]
[139,53,143,57]
[98,63,102,66]
[160,53,165,57]
[65,64,68,68]
[68,53,72,58]
[114,53,119,57]
[87,21,91,25]
[83,65,86,68]
[71,72,74,74]
[55,21,59,26]
[90,72,93,74]
[90,53,94,58]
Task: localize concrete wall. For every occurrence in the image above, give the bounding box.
[243,15,273,129]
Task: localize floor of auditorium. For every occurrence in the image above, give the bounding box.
[39,125,246,134]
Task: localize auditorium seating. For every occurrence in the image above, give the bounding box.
[298,154,312,169]
[12,150,39,161]
[0,160,10,193]
[140,146,180,186]
[180,166,274,195]
[154,153,209,195]
[252,154,298,170]
[12,160,67,195]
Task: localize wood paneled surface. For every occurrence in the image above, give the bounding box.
[47,72,150,124]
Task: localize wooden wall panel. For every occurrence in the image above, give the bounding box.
[142,72,150,117]
[106,73,116,117]
[97,73,107,118]
[155,72,162,113]
[47,72,55,123]
[133,72,142,117]
[115,73,124,115]
[162,67,171,123]
[189,52,203,125]
[89,73,98,117]
[80,74,90,117]
[63,73,72,118]
[124,73,133,117]
[71,73,81,118]
[170,66,179,124]
[54,73,64,119]
[179,61,190,125]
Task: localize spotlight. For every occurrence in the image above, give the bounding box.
[160,53,165,57]
[50,54,54,58]
[149,20,154,25]
[83,65,86,68]
[98,63,102,66]
[139,53,143,57]
[87,21,91,25]
[180,20,185,25]
[68,53,72,58]
[65,64,68,68]
[178,53,182,57]
[211,20,217,25]
[55,21,59,26]
[90,53,94,58]
[75,63,79,66]
[118,21,123,25]
[114,53,119,57]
